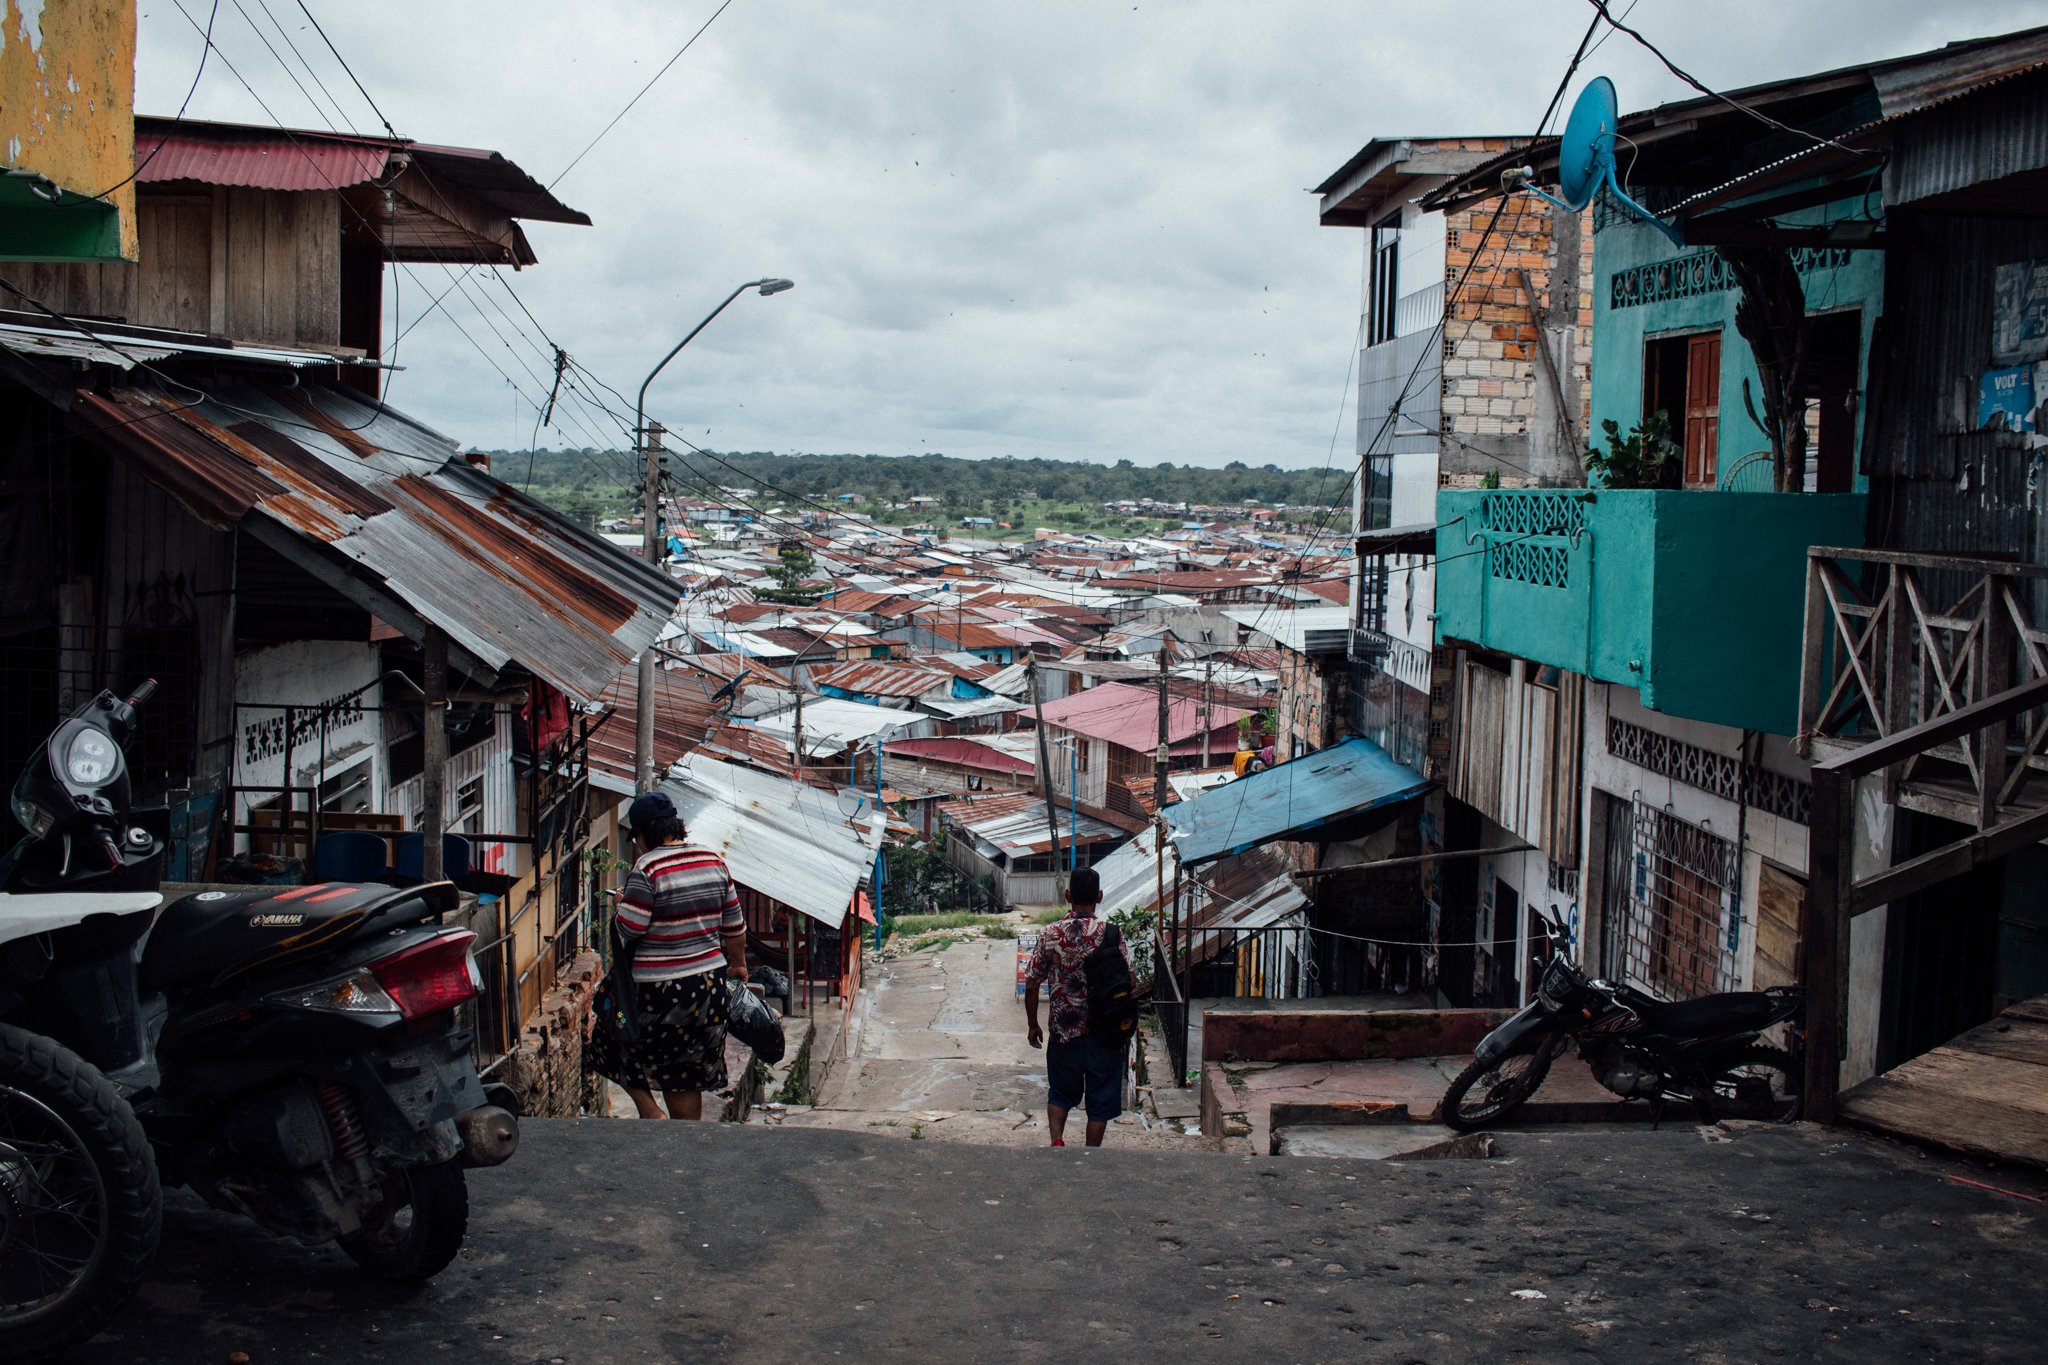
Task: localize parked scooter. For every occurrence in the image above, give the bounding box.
[1,682,518,1358]
[1441,909,1805,1130]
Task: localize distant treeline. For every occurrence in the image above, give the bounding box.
[490,448,1348,513]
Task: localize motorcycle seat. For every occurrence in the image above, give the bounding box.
[1638,991,1782,1039]
[141,881,455,992]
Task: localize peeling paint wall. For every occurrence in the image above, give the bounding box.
[1,0,137,259]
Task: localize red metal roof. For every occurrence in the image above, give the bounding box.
[884,737,1035,776]
[1036,681,1250,754]
[138,128,388,190]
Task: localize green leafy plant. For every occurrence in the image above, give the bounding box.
[1583,411,1681,489]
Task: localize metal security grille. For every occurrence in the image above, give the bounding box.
[1607,798,1739,999]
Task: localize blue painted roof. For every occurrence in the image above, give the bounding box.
[1163,736,1430,866]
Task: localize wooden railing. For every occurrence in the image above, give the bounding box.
[1804,674,2048,1120]
[1798,547,2048,827]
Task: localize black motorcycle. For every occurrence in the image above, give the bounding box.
[1441,910,1805,1130]
[1,683,518,1359]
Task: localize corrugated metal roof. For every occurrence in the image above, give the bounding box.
[883,737,1035,775]
[919,694,1025,720]
[0,316,356,370]
[588,661,727,792]
[936,791,1125,857]
[133,118,590,225]
[1165,737,1431,866]
[136,127,388,190]
[76,377,675,700]
[812,660,954,698]
[1036,682,1250,754]
[661,754,883,929]
[1184,848,1309,965]
[748,699,929,758]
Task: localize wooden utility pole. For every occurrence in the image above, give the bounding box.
[1153,647,1170,809]
[1200,659,1213,768]
[633,421,667,793]
[1027,656,1065,881]
[421,628,449,882]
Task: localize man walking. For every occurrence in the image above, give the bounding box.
[1023,868,1131,1148]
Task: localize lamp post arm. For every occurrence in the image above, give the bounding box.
[634,279,757,441]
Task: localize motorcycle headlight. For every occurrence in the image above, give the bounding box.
[10,788,54,840]
[64,729,120,787]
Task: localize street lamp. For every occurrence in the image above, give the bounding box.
[633,278,796,793]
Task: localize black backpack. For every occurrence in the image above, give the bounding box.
[1082,922,1140,1045]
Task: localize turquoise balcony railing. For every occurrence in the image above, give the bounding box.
[1434,488,1866,735]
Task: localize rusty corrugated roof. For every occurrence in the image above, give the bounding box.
[812,660,954,698]
[75,377,675,700]
[588,662,725,791]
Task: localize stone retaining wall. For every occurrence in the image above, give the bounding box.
[495,949,610,1118]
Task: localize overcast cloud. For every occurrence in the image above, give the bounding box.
[135,0,2047,469]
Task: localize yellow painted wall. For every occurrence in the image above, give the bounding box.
[2,0,137,259]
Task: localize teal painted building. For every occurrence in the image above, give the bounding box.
[1590,199,1885,493]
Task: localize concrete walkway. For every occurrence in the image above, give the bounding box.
[772,921,1197,1150]
[68,1118,2048,1363]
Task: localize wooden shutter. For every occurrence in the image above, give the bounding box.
[1753,863,1806,990]
[1683,332,1722,488]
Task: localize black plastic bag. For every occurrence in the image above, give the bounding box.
[726,979,785,1063]
[599,925,641,1044]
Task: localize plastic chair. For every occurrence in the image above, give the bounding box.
[310,830,391,884]
[394,833,474,885]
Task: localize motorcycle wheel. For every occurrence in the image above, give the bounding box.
[339,1161,468,1282]
[0,1024,161,1361]
[1696,1047,1803,1124]
[1440,1049,1552,1131]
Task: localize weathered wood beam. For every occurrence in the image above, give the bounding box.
[1850,802,2048,915]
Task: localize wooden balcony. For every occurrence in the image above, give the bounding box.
[1797,546,2048,828]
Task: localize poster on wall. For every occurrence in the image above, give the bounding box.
[1979,363,2038,433]
[1994,259,2048,366]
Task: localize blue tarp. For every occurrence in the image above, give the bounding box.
[1163,736,1430,866]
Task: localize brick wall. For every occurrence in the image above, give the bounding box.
[496,949,611,1118]
[1440,194,1595,486]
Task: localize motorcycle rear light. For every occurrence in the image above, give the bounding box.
[368,931,479,1021]
[291,973,402,1016]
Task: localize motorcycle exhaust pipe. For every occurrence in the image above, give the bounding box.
[455,1105,520,1168]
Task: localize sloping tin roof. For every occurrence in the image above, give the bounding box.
[588,662,727,792]
[134,117,591,224]
[1165,737,1430,866]
[662,754,883,929]
[1037,681,1250,753]
[884,736,1036,776]
[76,377,676,700]
[936,791,1125,857]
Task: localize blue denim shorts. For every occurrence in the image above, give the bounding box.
[1046,1035,1125,1122]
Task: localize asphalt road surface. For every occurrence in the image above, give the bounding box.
[59,1117,2048,1363]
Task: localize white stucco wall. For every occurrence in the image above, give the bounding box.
[231,641,387,847]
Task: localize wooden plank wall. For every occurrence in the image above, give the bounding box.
[1,190,340,347]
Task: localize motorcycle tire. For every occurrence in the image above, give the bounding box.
[1440,1049,1552,1131]
[0,1023,161,1361]
[339,1161,468,1282]
[1695,1046,1803,1125]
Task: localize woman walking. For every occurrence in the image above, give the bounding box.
[589,790,750,1120]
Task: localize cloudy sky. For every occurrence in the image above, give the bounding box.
[135,0,2045,469]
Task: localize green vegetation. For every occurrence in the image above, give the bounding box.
[496,448,1347,531]
[888,911,997,936]
[1584,412,1681,489]
[1027,906,1069,925]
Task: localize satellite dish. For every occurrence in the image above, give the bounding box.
[1522,77,1685,247]
[837,787,869,819]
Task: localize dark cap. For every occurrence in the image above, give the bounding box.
[626,789,677,832]
[1067,867,1102,904]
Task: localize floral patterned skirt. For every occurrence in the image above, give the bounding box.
[587,972,730,1093]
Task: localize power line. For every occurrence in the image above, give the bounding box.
[73,0,220,202]
[1584,0,1874,157]
[292,0,399,136]
[550,0,736,190]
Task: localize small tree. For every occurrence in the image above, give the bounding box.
[1583,412,1681,490]
[759,544,823,605]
